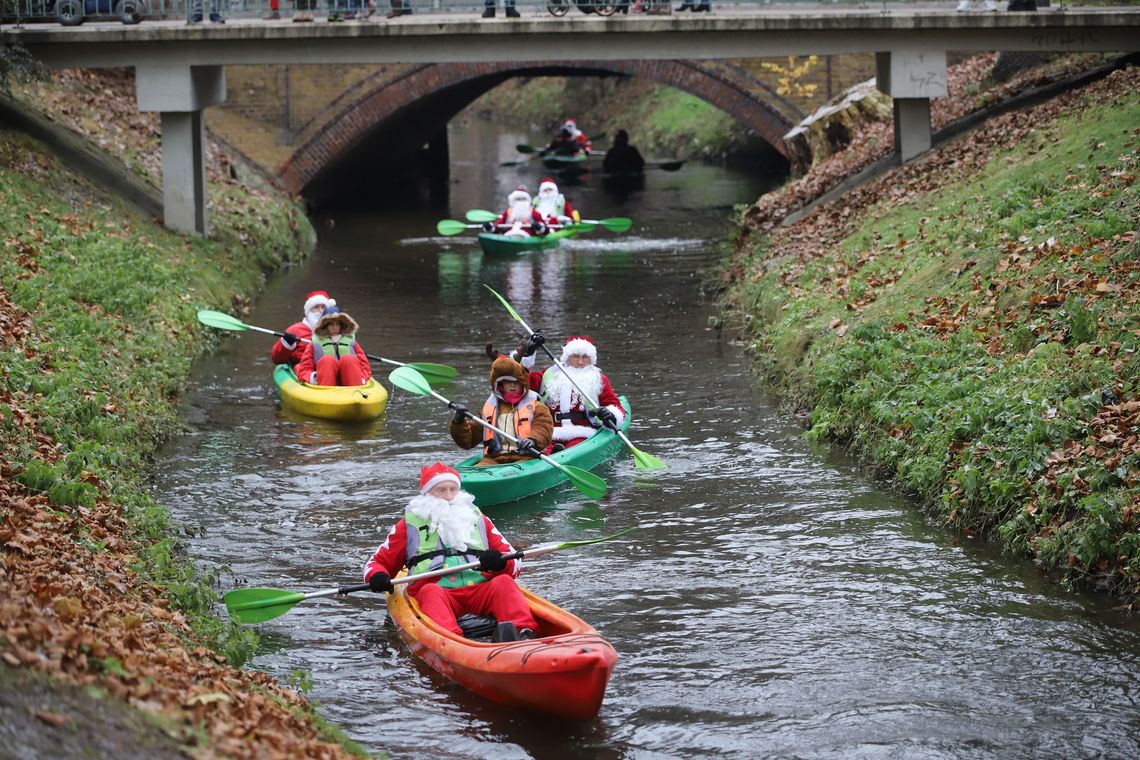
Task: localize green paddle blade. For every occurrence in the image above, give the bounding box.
[483,284,526,325]
[197,309,250,331]
[597,217,632,233]
[224,588,306,624]
[516,144,540,154]
[554,525,637,549]
[389,366,434,397]
[405,362,457,382]
[630,445,667,471]
[466,209,499,223]
[546,458,607,501]
[436,219,471,236]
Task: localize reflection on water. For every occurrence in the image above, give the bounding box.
[153,119,1140,760]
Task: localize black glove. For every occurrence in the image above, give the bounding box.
[595,407,618,427]
[481,221,495,232]
[281,331,299,348]
[368,572,393,593]
[517,438,540,457]
[530,221,547,236]
[477,549,506,572]
[449,402,469,424]
[516,332,545,359]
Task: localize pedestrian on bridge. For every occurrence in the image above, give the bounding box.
[187,0,225,23]
[483,0,520,18]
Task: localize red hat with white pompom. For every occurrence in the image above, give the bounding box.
[419,461,461,495]
[303,290,335,315]
[561,336,597,364]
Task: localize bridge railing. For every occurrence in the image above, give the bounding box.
[0,0,1124,27]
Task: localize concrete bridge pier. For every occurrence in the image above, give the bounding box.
[135,64,226,235]
[876,50,948,164]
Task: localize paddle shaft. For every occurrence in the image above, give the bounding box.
[243,323,420,371]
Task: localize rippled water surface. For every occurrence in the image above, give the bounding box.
[154,120,1140,758]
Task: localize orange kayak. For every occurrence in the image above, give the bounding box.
[386,579,618,720]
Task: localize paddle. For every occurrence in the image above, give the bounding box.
[388,366,607,500]
[515,133,606,156]
[465,208,624,233]
[483,286,666,471]
[223,526,636,624]
[196,310,457,383]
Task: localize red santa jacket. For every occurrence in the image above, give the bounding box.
[269,320,312,366]
[362,515,521,595]
[527,368,624,443]
[294,338,373,384]
[494,207,547,233]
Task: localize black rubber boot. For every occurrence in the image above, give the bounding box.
[505,5,520,16]
[482,6,494,17]
[492,622,519,642]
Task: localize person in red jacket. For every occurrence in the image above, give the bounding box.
[513,334,625,452]
[484,187,548,238]
[294,307,372,386]
[270,289,335,367]
[363,462,539,642]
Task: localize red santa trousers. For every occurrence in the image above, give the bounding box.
[315,354,364,386]
[411,574,538,635]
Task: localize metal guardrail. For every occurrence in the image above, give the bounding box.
[0,0,1129,27]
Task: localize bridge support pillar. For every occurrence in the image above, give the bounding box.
[134,65,226,235]
[875,51,947,164]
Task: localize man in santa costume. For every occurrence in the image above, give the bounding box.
[485,187,548,238]
[513,335,625,451]
[533,178,580,227]
[270,290,335,366]
[448,354,553,465]
[363,462,539,642]
[294,306,372,386]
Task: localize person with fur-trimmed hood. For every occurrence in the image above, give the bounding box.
[448,354,554,466]
[363,462,539,642]
[294,306,372,386]
[512,334,625,451]
[485,187,549,238]
[270,289,335,366]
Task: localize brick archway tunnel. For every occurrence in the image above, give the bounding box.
[278,60,796,209]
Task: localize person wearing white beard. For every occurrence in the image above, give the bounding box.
[511,334,626,453]
[484,187,549,238]
[269,289,335,367]
[362,462,539,642]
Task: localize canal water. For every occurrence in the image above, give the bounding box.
[153,119,1140,758]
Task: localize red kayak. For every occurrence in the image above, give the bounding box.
[386,579,618,720]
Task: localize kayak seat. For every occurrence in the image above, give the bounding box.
[457,613,498,640]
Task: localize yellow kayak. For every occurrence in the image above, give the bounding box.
[273,364,388,422]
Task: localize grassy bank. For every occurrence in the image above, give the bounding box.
[0,71,373,756]
[721,66,1139,598]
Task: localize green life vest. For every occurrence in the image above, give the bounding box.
[312,334,356,363]
[404,507,490,589]
[533,195,566,216]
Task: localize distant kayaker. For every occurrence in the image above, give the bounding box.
[602,129,646,175]
[270,289,335,367]
[541,119,591,157]
[513,334,624,452]
[448,354,554,465]
[485,187,549,238]
[294,307,373,387]
[363,462,539,642]
[533,178,581,227]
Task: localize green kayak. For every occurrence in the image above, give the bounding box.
[542,152,589,175]
[478,227,575,256]
[457,397,631,506]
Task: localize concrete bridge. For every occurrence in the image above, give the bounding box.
[7,8,1140,233]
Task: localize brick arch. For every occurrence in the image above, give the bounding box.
[278,61,795,197]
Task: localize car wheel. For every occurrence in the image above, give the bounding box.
[115,0,146,23]
[55,0,85,25]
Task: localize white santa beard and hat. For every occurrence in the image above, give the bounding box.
[535,179,562,217]
[409,465,481,551]
[303,290,336,330]
[541,337,626,442]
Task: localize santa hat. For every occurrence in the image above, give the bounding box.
[561,336,597,363]
[508,186,530,204]
[538,179,558,194]
[563,118,576,129]
[419,461,461,495]
[303,290,335,315]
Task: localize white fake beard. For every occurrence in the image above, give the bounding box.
[407,490,479,551]
[535,195,557,217]
[509,201,532,221]
[304,311,322,330]
[546,364,602,413]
